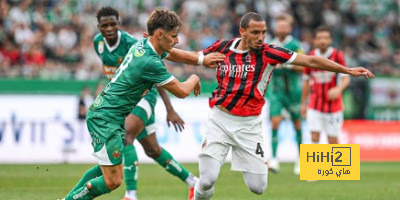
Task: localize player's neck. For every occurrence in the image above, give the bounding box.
[148,36,164,56]
[319,48,329,54]
[278,35,287,42]
[106,38,118,47]
[237,38,250,51]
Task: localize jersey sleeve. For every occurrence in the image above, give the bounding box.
[93,35,100,57]
[202,39,226,55]
[141,59,174,86]
[265,44,297,65]
[125,34,139,49]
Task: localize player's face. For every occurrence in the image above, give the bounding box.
[314,31,332,51]
[98,16,119,44]
[241,20,267,50]
[275,20,291,38]
[159,28,179,52]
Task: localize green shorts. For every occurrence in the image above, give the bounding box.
[269,93,301,120]
[86,113,125,165]
[131,98,156,141]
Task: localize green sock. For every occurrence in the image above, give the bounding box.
[123,144,138,190]
[65,176,110,200]
[296,129,302,153]
[69,165,102,194]
[155,148,189,182]
[271,129,278,158]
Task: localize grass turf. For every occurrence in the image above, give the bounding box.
[0,162,399,200]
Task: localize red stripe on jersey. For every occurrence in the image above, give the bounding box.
[305,48,346,113]
[206,39,295,116]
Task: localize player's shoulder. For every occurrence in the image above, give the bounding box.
[121,30,138,44]
[93,33,103,43]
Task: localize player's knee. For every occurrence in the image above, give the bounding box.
[248,181,267,195]
[198,176,217,190]
[104,174,123,190]
[144,146,161,158]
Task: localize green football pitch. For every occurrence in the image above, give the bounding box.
[0,162,399,200]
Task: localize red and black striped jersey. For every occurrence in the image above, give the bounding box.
[202,38,297,116]
[303,47,348,113]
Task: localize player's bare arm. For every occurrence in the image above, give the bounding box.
[156,86,185,132]
[166,48,225,68]
[327,75,350,100]
[293,53,375,79]
[161,74,201,98]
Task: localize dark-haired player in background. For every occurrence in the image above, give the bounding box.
[301,26,350,146]
[194,12,374,200]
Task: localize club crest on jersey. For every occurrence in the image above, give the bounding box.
[112,149,121,159]
[117,57,124,64]
[245,54,251,63]
[98,41,104,54]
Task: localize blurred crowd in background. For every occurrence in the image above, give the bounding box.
[1,0,400,81]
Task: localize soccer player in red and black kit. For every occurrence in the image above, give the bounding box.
[301,26,349,145]
[194,12,374,199]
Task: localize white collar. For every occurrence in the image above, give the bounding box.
[229,38,250,54]
[274,35,293,46]
[315,47,333,58]
[104,30,121,52]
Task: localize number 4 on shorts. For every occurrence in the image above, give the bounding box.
[255,143,264,158]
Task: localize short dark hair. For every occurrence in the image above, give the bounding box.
[147,8,182,36]
[240,12,264,29]
[314,25,331,37]
[96,6,119,22]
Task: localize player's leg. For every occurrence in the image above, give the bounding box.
[289,101,303,175]
[307,109,322,144]
[242,172,268,195]
[231,118,268,194]
[139,133,198,187]
[194,155,222,200]
[64,117,124,199]
[122,112,146,200]
[326,111,343,144]
[195,107,232,200]
[269,96,283,172]
[68,165,103,194]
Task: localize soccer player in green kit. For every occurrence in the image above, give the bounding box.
[267,14,304,175]
[62,8,224,200]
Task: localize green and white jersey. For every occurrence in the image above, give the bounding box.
[90,38,173,124]
[93,30,159,112]
[268,35,303,97]
[93,30,138,80]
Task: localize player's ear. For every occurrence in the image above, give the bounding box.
[239,27,245,36]
[155,29,163,40]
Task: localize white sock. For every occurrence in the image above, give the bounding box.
[185,173,199,188]
[125,190,137,200]
[194,182,214,200]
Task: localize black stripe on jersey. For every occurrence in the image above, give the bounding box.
[226,53,248,110]
[241,51,264,107]
[215,53,238,107]
[216,41,230,53]
[265,50,289,64]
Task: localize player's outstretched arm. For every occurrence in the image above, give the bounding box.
[156,86,185,132]
[166,48,225,68]
[161,74,201,98]
[292,54,375,79]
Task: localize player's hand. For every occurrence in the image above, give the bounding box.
[300,104,307,118]
[166,109,185,132]
[327,87,341,100]
[348,67,375,79]
[193,80,201,96]
[143,32,149,38]
[203,52,225,68]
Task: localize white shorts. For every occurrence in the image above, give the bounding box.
[306,109,343,137]
[200,107,268,174]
